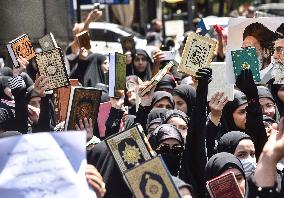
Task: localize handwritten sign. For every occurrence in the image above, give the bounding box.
[0,132,96,198]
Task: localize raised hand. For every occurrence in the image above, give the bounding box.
[196,68,212,88]
[85,164,106,198]
[13,56,29,76]
[209,92,229,125]
[75,117,94,142]
[33,75,50,97]
[236,69,258,99]
[79,47,89,60]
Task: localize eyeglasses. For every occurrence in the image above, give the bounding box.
[156,143,184,155]
[261,103,275,111]
[273,46,284,55]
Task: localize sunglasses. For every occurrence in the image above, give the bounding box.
[156,143,184,155]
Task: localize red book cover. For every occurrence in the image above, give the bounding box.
[97,101,112,138]
[206,171,244,198]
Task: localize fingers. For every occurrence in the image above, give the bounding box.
[79,119,84,130]
[75,124,80,131]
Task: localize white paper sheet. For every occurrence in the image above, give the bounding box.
[0,131,96,198]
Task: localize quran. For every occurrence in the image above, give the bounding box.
[35,47,70,90]
[105,124,153,173]
[65,87,102,131]
[125,156,181,198]
[178,32,217,76]
[206,171,244,198]
[39,33,58,51]
[120,36,135,53]
[108,52,126,97]
[231,48,260,82]
[76,31,91,50]
[139,61,176,97]
[6,34,36,68]
[53,79,79,124]
[207,62,234,101]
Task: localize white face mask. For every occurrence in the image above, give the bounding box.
[240,157,257,178]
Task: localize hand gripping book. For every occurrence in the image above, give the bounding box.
[178,32,217,76]
[139,60,176,97]
[105,124,153,173]
[53,79,79,124]
[65,87,102,131]
[39,32,58,51]
[35,47,70,90]
[76,31,91,50]
[6,34,36,68]
[206,171,244,198]
[108,52,126,97]
[207,62,234,101]
[124,156,181,198]
[231,48,261,82]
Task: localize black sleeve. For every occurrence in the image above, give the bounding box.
[133,105,151,132]
[180,84,208,198]
[104,107,124,138]
[247,176,279,198]
[69,59,89,84]
[206,119,220,159]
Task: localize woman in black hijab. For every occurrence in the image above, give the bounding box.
[155,74,176,93]
[205,152,246,197]
[270,84,284,117]
[127,49,152,81]
[146,108,167,136]
[172,84,196,119]
[150,91,175,110]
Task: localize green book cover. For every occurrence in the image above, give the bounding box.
[115,53,126,92]
[231,48,260,82]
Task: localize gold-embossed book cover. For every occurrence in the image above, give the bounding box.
[35,47,70,90]
[39,32,58,51]
[105,124,153,173]
[179,32,217,76]
[125,156,181,198]
[6,34,36,68]
[65,87,102,131]
[76,31,91,50]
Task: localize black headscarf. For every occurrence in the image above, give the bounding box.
[270,84,284,117]
[172,84,196,118]
[129,49,152,81]
[83,53,107,87]
[0,67,13,77]
[0,76,12,100]
[257,86,281,123]
[124,114,136,130]
[217,131,251,154]
[205,152,245,182]
[151,91,175,109]
[222,90,247,132]
[163,109,189,126]
[155,74,176,92]
[146,108,167,130]
[0,101,15,132]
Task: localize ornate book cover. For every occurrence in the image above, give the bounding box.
[6,34,36,68]
[35,47,70,90]
[76,31,91,50]
[105,124,153,173]
[53,79,79,124]
[206,171,244,198]
[178,32,217,76]
[39,32,58,51]
[208,62,234,101]
[109,52,126,97]
[139,61,175,97]
[120,36,135,53]
[231,48,260,82]
[65,87,102,131]
[125,156,181,198]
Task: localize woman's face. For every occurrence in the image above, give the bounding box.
[153,98,173,110]
[221,168,246,196]
[166,117,188,139]
[277,85,284,102]
[173,95,188,114]
[133,54,148,73]
[101,59,109,73]
[234,139,255,160]
[259,98,275,119]
[233,103,247,130]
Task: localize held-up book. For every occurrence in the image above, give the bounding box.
[120,36,135,53]
[231,48,260,82]
[39,32,58,51]
[6,34,36,68]
[105,124,153,173]
[207,62,234,101]
[206,171,244,198]
[108,52,126,97]
[53,79,79,124]
[178,32,217,76]
[139,61,176,97]
[65,87,102,131]
[76,31,91,50]
[97,101,112,138]
[35,47,70,90]
[125,156,181,198]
